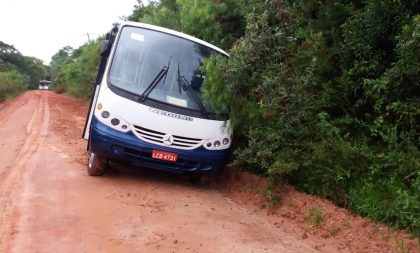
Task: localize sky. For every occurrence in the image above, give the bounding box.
[0,0,139,65]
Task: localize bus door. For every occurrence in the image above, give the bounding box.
[82,27,118,140]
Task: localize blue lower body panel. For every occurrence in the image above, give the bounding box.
[89,117,229,174]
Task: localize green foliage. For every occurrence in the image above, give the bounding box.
[177,0,224,44]
[307,207,324,227]
[50,42,101,98]
[202,0,420,235]
[0,70,29,100]
[0,41,47,99]
[140,0,182,31]
[50,46,73,84]
[23,57,48,89]
[129,0,247,48]
[395,238,409,253]
[262,185,280,206]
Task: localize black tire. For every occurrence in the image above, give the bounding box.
[87,152,106,176]
[188,173,203,184]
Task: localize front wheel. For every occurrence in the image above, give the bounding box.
[87,152,106,176]
[188,173,203,184]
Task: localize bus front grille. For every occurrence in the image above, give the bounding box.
[131,125,203,150]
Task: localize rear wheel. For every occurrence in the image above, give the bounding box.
[87,152,106,176]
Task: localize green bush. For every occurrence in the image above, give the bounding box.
[1,41,47,95]
[51,41,100,98]
[202,1,420,235]
[0,70,29,100]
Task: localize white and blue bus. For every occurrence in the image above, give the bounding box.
[39,80,50,90]
[82,22,232,180]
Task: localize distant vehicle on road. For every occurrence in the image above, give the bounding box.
[82,21,232,181]
[38,80,51,90]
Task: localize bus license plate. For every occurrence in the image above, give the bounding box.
[152,150,178,163]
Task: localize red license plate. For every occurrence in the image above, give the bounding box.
[151,150,178,163]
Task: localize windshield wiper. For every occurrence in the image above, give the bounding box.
[177,64,209,118]
[140,64,169,101]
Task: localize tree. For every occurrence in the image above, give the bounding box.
[50,42,101,98]
[0,41,47,98]
[50,46,74,87]
[127,0,246,48]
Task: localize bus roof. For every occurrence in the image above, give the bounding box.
[119,21,229,57]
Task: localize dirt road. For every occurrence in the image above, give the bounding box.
[0,91,316,252]
[1,91,419,253]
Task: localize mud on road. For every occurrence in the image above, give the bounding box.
[0,91,418,253]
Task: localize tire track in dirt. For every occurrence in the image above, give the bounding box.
[0,93,40,177]
[0,92,35,126]
[0,92,49,252]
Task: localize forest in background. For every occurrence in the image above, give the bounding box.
[0,41,47,101]
[49,0,420,236]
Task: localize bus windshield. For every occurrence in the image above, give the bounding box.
[108,26,221,113]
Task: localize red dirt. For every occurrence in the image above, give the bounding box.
[219,168,420,253]
[0,91,418,252]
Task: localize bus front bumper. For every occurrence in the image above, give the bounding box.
[89,117,229,174]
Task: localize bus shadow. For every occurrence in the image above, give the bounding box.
[102,161,218,190]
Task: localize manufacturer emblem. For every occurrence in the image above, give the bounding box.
[162,134,174,145]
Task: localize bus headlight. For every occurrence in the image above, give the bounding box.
[101,111,110,118]
[95,105,130,133]
[111,118,120,126]
[204,135,232,150]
